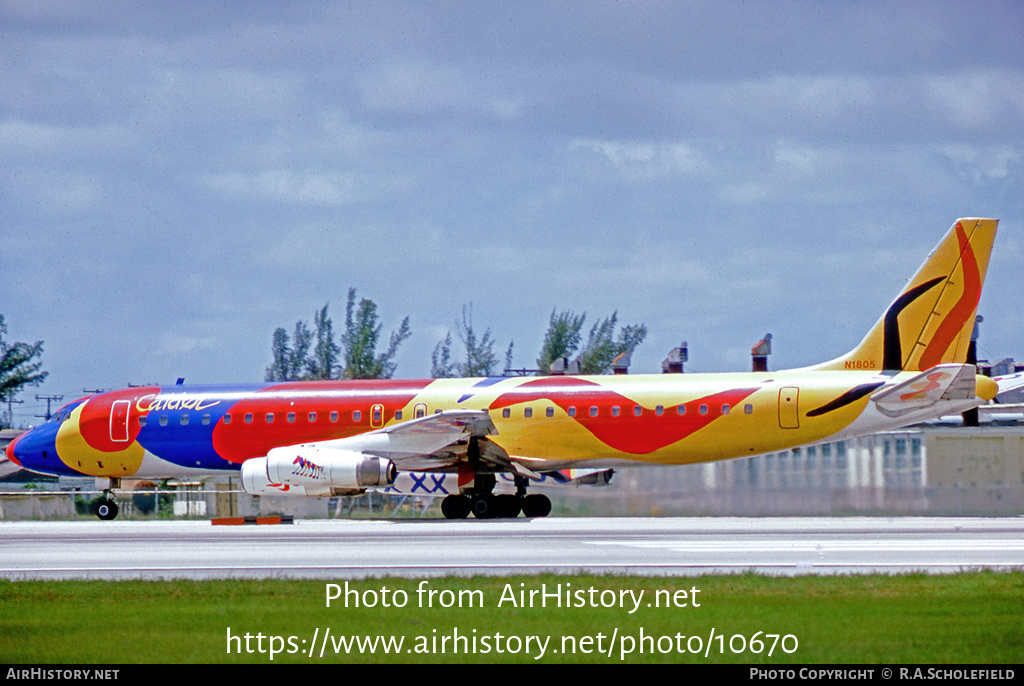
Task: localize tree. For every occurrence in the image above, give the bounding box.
[578,313,647,374]
[266,293,410,381]
[308,303,340,380]
[430,331,456,378]
[341,288,411,379]
[0,315,48,428]
[534,308,647,375]
[455,304,499,377]
[264,320,313,381]
[432,304,510,378]
[536,309,585,373]
[265,327,292,381]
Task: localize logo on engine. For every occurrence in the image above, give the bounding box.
[291,455,324,480]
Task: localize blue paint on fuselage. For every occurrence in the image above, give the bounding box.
[134,384,261,471]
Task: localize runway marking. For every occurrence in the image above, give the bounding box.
[586,539,1024,552]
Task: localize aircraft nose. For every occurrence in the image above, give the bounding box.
[6,424,60,471]
[5,431,23,466]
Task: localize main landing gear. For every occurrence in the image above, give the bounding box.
[440,474,552,520]
[95,478,120,520]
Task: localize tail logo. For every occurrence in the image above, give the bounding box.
[918,223,981,370]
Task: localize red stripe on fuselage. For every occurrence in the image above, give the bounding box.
[489,377,758,455]
[211,379,431,464]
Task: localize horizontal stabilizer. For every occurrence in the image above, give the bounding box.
[871,364,976,418]
[541,467,615,486]
[994,373,1024,399]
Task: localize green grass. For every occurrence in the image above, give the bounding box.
[1,573,1021,663]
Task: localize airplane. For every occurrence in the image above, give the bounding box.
[6,217,1020,520]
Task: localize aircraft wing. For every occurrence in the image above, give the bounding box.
[871,364,978,418]
[292,409,508,471]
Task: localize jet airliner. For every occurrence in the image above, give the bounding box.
[7,218,1018,519]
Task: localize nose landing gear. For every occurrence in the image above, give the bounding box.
[94,478,120,520]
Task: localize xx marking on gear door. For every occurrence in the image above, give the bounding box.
[778,387,800,429]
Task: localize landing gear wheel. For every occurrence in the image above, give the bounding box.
[521,493,551,518]
[496,494,521,518]
[441,494,470,519]
[471,494,498,519]
[96,499,119,521]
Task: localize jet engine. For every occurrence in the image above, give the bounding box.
[241,447,396,497]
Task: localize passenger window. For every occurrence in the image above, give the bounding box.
[244,413,253,424]
[744,404,753,415]
[699,405,708,415]
[655,405,664,416]
[611,406,620,417]
[502,408,511,419]
[139,416,148,427]
[287,412,296,423]
[353,410,361,422]
[372,407,382,423]
[223,414,232,425]
[309,412,317,422]
[180,414,189,426]
[633,405,642,416]
[545,407,554,417]
[568,406,576,417]
[266,413,274,423]
[677,405,686,415]
[201,414,211,425]
[722,404,730,415]
[524,407,533,418]
[589,406,598,417]
[394,410,403,420]
[330,411,338,422]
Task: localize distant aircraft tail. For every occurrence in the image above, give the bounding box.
[813,218,998,373]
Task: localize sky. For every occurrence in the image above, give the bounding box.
[1,1,1022,427]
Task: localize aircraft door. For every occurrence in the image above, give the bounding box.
[371,403,385,428]
[110,400,131,442]
[778,387,800,429]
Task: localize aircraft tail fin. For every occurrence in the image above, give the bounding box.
[813,218,998,373]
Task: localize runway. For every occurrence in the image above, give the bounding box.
[2,516,1022,580]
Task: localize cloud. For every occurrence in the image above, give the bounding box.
[924,69,1024,130]
[569,139,711,181]
[155,334,217,357]
[940,144,1021,183]
[201,169,359,205]
[355,58,523,120]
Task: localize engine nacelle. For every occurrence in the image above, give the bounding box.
[241,457,333,497]
[265,446,396,490]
